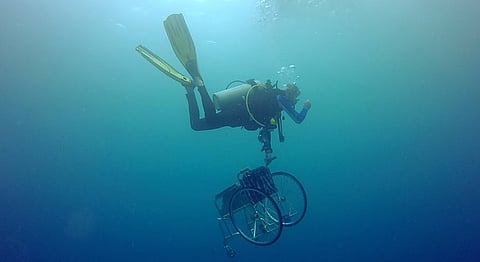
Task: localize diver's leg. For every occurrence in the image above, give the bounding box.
[185,89,200,128]
[185,88,218,131]
[186,89,207,130]
[197,84,217,119]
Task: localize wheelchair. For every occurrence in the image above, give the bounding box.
[214,165,307,257]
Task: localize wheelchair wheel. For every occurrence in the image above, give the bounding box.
[270,172,307,226]
[229,187,283,246]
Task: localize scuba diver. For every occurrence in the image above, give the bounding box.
[136,14,311,164]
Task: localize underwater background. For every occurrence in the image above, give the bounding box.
[1,0,479,261]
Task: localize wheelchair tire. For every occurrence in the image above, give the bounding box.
[270,172,307,226]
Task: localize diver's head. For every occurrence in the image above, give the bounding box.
[285,83,301,103]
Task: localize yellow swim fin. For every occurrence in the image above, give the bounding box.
[163,13,203,83]
[136,45,192,86]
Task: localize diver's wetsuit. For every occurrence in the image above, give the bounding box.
[185,85,308,131]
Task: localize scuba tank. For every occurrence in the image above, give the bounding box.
[212,80,261,111]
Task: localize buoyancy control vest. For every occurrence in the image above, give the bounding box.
[212,79,284,131]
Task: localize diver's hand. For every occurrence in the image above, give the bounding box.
[303,99,311,110]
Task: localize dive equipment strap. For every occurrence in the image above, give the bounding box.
[277,115,285,142]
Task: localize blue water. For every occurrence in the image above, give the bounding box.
[1,0,479,261]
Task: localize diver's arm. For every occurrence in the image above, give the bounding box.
[277,95,310,124]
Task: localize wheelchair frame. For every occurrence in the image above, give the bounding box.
[214,166,307,257]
